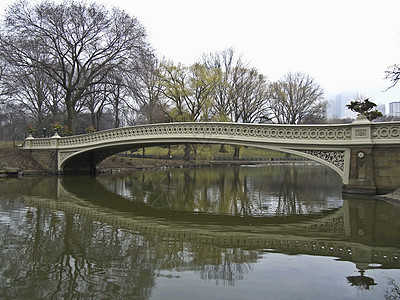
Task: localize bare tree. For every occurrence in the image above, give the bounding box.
[158,61,190,122]
[0,0,151,133]
[201,48,246,121]
[83,84,110,130]
[0,101,27,142]
[201,48,268,123]
[0,61,12,100]
[6,66,55,133]
[230,67,268,123]
[265,72,326,124]
[127,54,167,124]
[187,63,221,121]
[201,48,269,157]
[386,64,400,89]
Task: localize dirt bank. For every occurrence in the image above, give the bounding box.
[0,147,44,175]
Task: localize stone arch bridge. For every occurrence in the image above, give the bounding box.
[21,118,400,194]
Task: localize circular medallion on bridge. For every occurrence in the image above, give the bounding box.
[277,129,285,138]
[318,130,326,139]
[357,151,365,159]
[255,128,262,137]
[390,127,400,137]
[336,130,344,138]
[293,130,301,139]
[380,127,389,138]
[327,130,335,139]
[284,130,292,139]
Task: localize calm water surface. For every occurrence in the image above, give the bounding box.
[1,165,400,299]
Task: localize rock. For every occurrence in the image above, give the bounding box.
[376,188,400,204]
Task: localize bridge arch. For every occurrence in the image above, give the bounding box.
[59,137,348,184]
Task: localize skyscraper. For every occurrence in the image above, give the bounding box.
[389,102,400,116]
[377,103,386,116]
[327,93,354,118]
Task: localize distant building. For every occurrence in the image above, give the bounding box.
[327,93,354,118]
[377,103,386,116]
[389,101,400,116]
[333,95,343,117]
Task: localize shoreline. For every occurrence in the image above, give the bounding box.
[0,147,315,177]
[97,159,317,174]
[375,189,400,204]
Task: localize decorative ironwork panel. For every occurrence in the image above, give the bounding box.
[301,150,345,171]
[59,151,79,165]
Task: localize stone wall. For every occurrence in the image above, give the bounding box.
[344,146,400,194]
[28,149,58,173]
[374,146,400,193]
[345,147,376,194]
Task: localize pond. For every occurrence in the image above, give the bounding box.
[0,165,400,299]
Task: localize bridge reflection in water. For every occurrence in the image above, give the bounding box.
[1,165,400,298]
[24,167,400,267]
[27,182,400,260]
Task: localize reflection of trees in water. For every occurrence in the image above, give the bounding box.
[0,206,156,299]
[100,165,342,217]
[193,247,256,286]
[0,199,260,297]
[385,278,400,300]
[246,165,342,216]
[275,167,302,216]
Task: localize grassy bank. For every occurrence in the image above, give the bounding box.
[120,144,287,160]
[100,145,293,172]
[0,141,22,147]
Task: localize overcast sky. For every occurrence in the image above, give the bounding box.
[1,0,400,105]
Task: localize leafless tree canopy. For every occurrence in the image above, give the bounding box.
[0,1,330,142]
[386,64,400,89]
[266,72,326,124]
[0,0,151,133]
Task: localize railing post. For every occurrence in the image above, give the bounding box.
[50,132,61,173]
[350,115,373,144]
[22,135,34,150]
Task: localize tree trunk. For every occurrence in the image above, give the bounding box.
[218,144,228,153]
[233,145,241,159]
[184,144,192,161]
[65,92,76,134]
